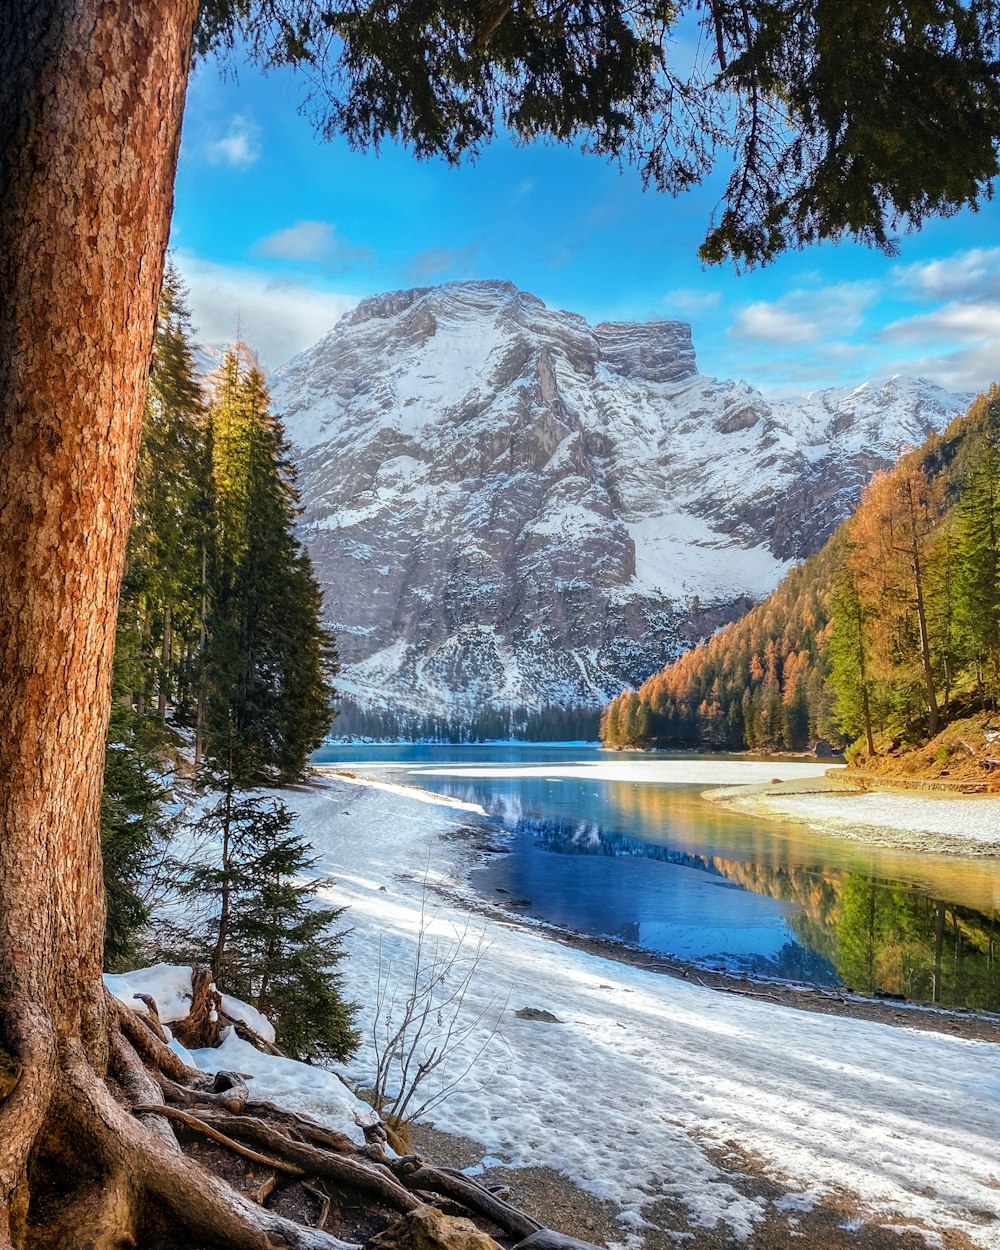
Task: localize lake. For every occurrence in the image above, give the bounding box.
[313,743,1000,1011]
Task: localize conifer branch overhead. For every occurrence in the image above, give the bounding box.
[193,0,1000,266]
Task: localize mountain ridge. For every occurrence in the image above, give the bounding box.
[267,280,970,733]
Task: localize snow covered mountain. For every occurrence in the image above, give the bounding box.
[270,280,970,730]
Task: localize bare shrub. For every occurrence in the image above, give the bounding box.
[371,892,509,1126]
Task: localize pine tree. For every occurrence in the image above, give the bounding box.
[203,352,336,784]
[275,551,339,782]
[100,608,172,968]
[827,567,878,755]
[223,804,359,1062]
[126,264,211,723]
[954,422,1000,704]
[99,269,210,966]
[182,791,358,1062]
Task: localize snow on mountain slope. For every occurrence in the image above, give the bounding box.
[269,281,970,724]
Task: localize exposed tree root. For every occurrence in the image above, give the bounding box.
[191,1110,423,1213]
[132,1104,308,1176]
[389,1160,542,1240]
[1,995,597,1250]
[158,1069,251,1113]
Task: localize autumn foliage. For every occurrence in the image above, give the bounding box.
[603,387,1000,756]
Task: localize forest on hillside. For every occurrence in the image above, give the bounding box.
[331,696,600,743]
[602,387,1000,757]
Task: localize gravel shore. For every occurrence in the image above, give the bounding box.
[410,1123,979,1250]
[704,774,1000,856]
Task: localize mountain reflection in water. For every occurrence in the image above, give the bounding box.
[482,813,1000,1010]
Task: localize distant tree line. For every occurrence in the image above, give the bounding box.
[100,268,356,1060]
[603,388,1000,755]
[333,697,601,744]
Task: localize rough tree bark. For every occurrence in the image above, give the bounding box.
[0,2,195,1243]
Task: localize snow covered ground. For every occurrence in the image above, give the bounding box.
[274,765,1000,1249]
[710,783,1000,855]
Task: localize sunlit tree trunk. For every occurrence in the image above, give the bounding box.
[0,1,197,1239]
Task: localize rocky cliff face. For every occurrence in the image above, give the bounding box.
[269,281,969,729]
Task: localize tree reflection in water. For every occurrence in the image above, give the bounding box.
[518,815,1000,1010]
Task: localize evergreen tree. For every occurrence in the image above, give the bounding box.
[827,567,878,755]
[182,790,359,1062]
[954,421,1000,704]
[126,264,211,723]
[100,616,172,968]
[223,805,359,1062]
[203,351,336,784]
[275,551,339,781]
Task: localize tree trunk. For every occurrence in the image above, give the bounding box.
[900,476,939,738]
[213,782,234,978]
[850,587,876,756]
[195,544,208,767]
[0,0,196,1240]
[911,536,939,739]
[0,11,597,1250]
[159,603,173,721]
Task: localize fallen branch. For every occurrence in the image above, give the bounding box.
[303,1180,332,1229]
[133,1103,307,1176]
[226,1017,285,1056]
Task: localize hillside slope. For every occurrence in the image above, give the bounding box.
[604,387,1000,769]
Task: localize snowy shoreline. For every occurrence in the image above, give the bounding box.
[705,777,1000,856]
[285,767,1000,1249]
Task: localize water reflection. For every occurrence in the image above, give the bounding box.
[314,744,1000,1010]
[480,813,1000,1009]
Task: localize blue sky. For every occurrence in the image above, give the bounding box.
[171,50,1000,397]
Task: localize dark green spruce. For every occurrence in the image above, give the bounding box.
[101,284,345,1058]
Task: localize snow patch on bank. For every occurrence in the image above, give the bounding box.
[187,1031,376,1144]
[104,963,196,1024]
[711,785,1000,855]
[219,993,277,1044]
[318,768,488,814]
[105,964,278,1045]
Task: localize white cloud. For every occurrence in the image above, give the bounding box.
[662,288,721,316]
[893,247,1000,302]
[880,300,1000,347]
[175,253,359,369]
[205,114,261,169]
[728,281,879,346]
[875,300,1000,391]
[254,221,376,271]
[880,342,998,394]
[731,302,820,345]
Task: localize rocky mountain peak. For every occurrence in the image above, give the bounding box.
[268,281,971,733]
[595,319,697,383]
